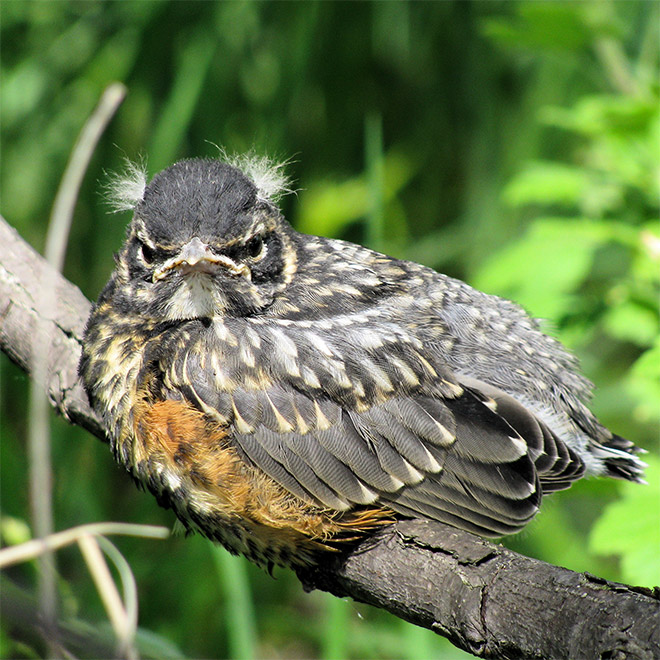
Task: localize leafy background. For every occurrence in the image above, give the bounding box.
[1,1,658,658]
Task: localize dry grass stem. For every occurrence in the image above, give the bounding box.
[27,82,127,650]
[0,522,170,569]
[78,534,138,660]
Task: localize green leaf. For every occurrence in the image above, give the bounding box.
[149,31,217,172]
[0,515,32,546]
[295,151,414,240]
[321,595,349,660]
[602,300,659,346]
[481,3,593,51]
[589,456,660,587]
[0,61,48,127]
[627,338,660,424]
[633,223,660,284]
[541,95,659,137]
[295,176,368,238]
[503,162,590,208]
[471,218,605,320]
[210,545,257,660]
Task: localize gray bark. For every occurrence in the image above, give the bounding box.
[1,215,658,659]
[0,217,103,439]
[299,521,660,659]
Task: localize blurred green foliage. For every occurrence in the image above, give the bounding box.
[1,1,658,658]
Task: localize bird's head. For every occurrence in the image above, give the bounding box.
[110,157,298,320]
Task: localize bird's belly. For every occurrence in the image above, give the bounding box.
[127,398,370,567]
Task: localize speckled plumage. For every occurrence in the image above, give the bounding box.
[80,157,646,568]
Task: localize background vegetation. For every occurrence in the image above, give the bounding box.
[1,1,658,658]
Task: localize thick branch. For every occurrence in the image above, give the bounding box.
[0,216,103,439]
[299,522,660,659]
[1,215,658,659]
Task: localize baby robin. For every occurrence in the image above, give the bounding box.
[79,155,645,569]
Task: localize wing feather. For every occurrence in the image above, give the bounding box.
[390,499,522,536]
[409,471,540,522]
[315,421,404,492]
[179,347,585,538]
[234,431,319,504]
[356,403,445,472]
[356,425,428,485]
[284,430,379,504]
[456,376,585,490]
[250,426,350,509]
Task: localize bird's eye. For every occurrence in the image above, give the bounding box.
[246,235,265,259]
[140,243,157,264]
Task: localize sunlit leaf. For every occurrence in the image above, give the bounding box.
[481,3,593,50]
[627,338,660,424]
[590,456,660,587]
[602,300,659,346]
[295,152,414,239]
[503,162,590,208]
[472,218,606,320]
[541,95,658,137]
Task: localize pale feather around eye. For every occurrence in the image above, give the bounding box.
[220,149,295,203]
[104,158,148,213]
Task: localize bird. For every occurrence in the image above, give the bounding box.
[79,155,646,569]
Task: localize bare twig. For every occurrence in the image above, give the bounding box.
[78,535,138,660]
[0,522,169,569]
[27,83,127,649]
[0,216,102,438]
[96,537,141,655]
[2,521,163,659]
[47,82,127,271]
[298,520,660,659]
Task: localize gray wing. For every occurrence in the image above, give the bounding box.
[178,351,585,538]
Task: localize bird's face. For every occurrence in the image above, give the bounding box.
[113,159,297,320]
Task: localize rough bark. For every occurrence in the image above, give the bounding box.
[1,214,658,659]
[299,522,660,659]
[0,217,104,439]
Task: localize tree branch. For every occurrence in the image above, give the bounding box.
[0,216,103,440]
[1,214,658,659]
[299,522,660,659]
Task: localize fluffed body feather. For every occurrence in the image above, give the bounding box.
[80,157,645,568]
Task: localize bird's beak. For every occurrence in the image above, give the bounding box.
[152,237,249,281]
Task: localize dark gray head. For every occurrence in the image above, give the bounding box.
[110,158,298,319]
[136,159,264,247]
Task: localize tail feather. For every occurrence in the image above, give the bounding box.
[590,434,647,483]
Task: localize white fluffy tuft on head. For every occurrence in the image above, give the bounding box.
[219,148,294,204]
[104,158,148,213]
[104,150,293,212]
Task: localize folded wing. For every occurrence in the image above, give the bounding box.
[181,354,585,537]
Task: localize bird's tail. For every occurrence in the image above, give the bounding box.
[588,434,648,483]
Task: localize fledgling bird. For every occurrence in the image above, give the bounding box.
[79,155,646,569]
